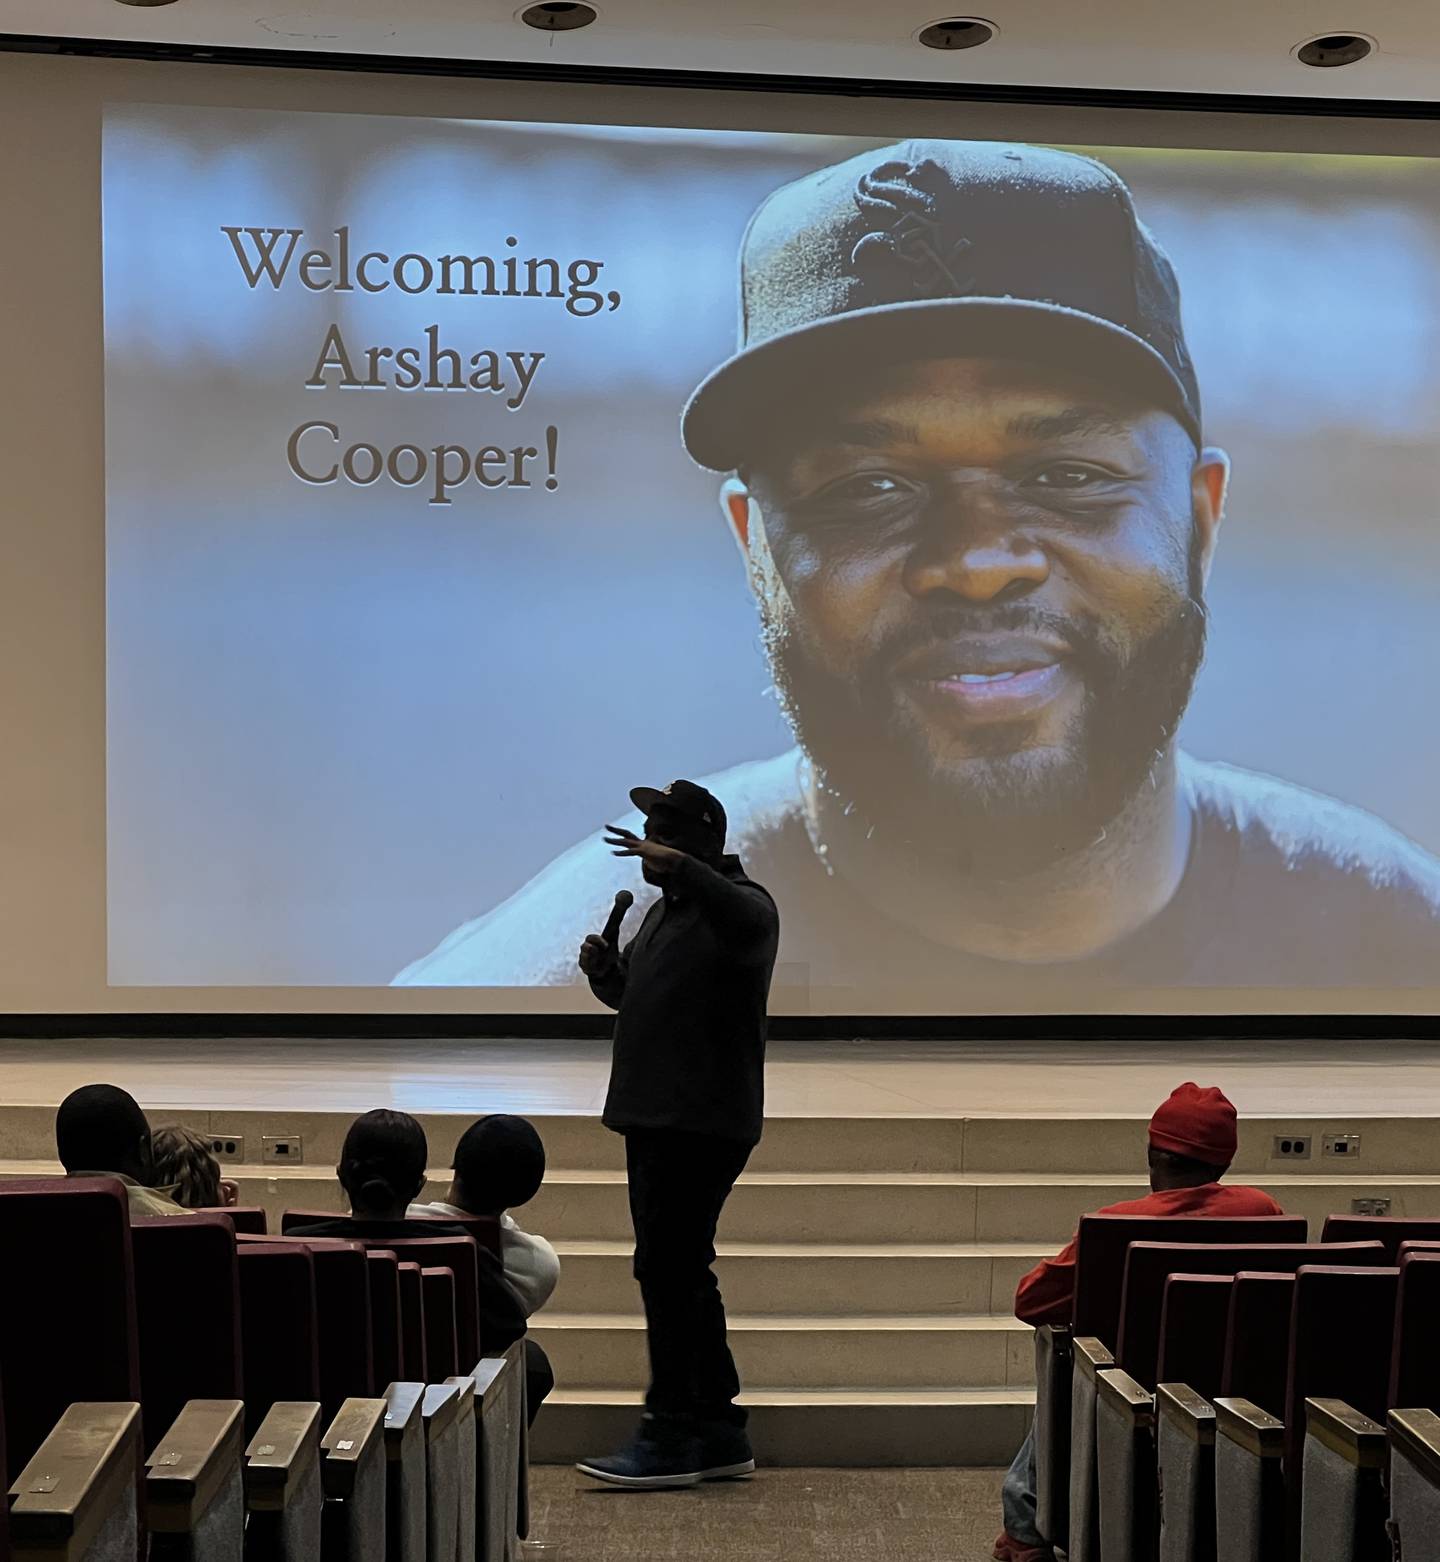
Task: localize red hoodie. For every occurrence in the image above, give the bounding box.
[1013,1181,1286,1328]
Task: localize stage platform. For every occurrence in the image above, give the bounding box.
[3,1033,1439,1117]
[3,1033,1438,1465]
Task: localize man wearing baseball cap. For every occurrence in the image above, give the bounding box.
[397,137,1440,998]
[999,1083,1283,1561]
[574,780,780,1489]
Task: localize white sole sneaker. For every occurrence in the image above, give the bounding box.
[699,1458,756,1481]
[574,1460,702,1490]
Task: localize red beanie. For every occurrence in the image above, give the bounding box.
[1149,1082,1237,1167]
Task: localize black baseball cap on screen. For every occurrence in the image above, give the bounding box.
[630,780,727,845]
[682,138,1202,472]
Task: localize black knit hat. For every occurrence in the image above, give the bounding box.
[683,138,1200,471]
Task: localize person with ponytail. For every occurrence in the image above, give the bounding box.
[290,1109,457,1235]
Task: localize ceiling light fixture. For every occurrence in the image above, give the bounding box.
[112,0,183,7]
[519,1,598,31]
[917,17,996,51]
[1295,32,1374,67]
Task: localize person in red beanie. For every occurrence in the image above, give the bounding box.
[995,1083,1283,1562]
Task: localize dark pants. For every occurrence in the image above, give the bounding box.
[625,1127,752,1428]
[524,1338,553,1429]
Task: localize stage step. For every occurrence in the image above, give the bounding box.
[533,1311,1035,1392]
[531,1387,1035,1467]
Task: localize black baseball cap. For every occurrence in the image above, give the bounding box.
[682,138,1201,472]
[630,780,728,844]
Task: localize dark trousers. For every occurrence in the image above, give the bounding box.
[524,1338,554,1429]
[624,1127,753,1428]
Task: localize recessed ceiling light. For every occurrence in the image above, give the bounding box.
[917,17,996,51]
[519,1,598,31]
[1295,32,1374,67]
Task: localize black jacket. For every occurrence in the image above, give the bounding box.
[591,853,779,1145]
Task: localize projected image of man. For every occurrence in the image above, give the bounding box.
[397,139,1440,997]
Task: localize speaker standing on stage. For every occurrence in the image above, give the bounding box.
[575,780,780,1489]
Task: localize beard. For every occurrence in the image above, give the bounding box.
[760,535,1209,876]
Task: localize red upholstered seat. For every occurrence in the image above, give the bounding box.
[1282,1265,1400,1548]
[366,1249,403,1392]
[1156,1273,1233,1398]
[398,1261,427,1381]
[1390,1251,1440,1412]
[1071,1215,1308,1344]
[1116,1241,1384,1389]
[0,1177,141,1470]
[218,1206,268,1236]
[1221,1271,1297,1418]
[1320,1215,1440,1263]
[422,1267,460,1381]
[131,1213,243,1451]
[236,1243,320,1435]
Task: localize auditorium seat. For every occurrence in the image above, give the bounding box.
[236,1243,321,1436]
[7,1401,143,1561]
[444,1375,478,1562]
[1220,1271,1298,1417]
[1299,1398,1388,1562]
[220,1206,268,1236]
[131,1214,244,1452]
[469,1345,527,1562]
[367,1236,482,1369]
[366,1249,404,1392]
[0,1177,142,1472]
[423,1266,461,1382]
[1390,1251,1440,1411]
[1388,1409,1440,1562]
[398,1261,428,1381]
[1320,1214,1440,1261]
[383,1382,427,1562]
[1156,1274,1233,1399]
[144,1397,246,1555]
[320,1398,387,1562]
[306,1240,375,1417]
[1154,1384,1215,1562]
[423,1381,464,1562]
[244,1401,323,1561]
[1039,1212,1306,1559]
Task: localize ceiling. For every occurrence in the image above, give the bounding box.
[0,0,1436,104]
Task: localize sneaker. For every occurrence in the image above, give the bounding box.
[575,1420,703,1490]
[695,1421,756,1481]
[993,1531,1056,1562]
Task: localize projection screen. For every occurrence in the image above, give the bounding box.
[4,47,1440,1016]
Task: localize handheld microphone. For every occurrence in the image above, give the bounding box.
[601,889,634,947]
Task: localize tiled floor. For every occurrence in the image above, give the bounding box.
[526,1464,1008,1561]
[1,1034,1438,1117]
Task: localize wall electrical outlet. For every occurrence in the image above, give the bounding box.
[209,1134,245,1163]
[261,1135,303,1165]
[1273,1135,1312,1159]
[1351,1197,1392,1217]
[1323,1134,1362,1160]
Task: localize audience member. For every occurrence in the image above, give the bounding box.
[411,1114,560,1316]
[410,1113,560,1421]
[288,1108,530,1356]
[55,1083,185,1219]
[995,1083,1285,1562]
[151,1124,239,1210]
